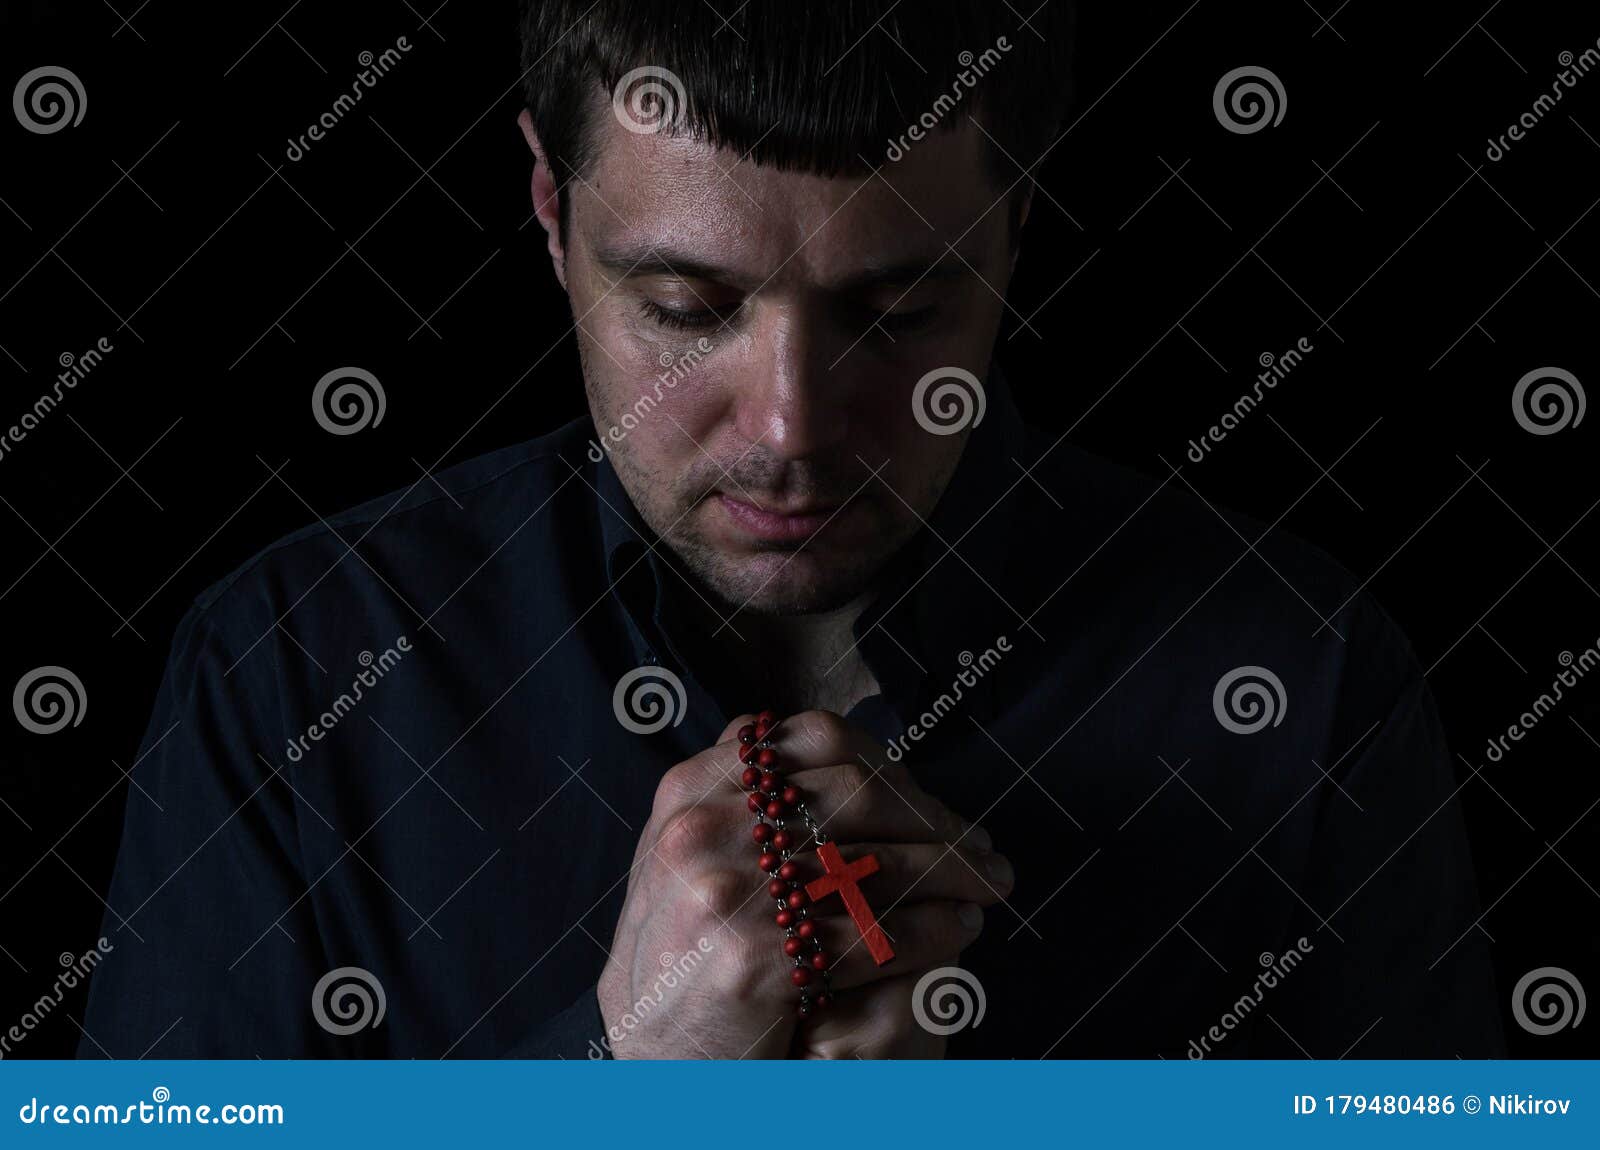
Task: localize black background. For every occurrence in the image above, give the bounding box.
[1,0,1596,1057]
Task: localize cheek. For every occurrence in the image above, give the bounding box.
[603,356,733,465]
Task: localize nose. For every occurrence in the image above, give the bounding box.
[734,305,847,461]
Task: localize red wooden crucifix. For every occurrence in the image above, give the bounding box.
[805,842,895,965]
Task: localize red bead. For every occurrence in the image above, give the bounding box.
[786,889,808,910]
[752,823,772,845]
[813,993,830,1010]
[758,852,780,871]
[784,937,804,957]
[747,793,763,813]
[810,951,828,970]
[791,967,812,987]
[777,861,798,881]
[796,919,816,939]
[739,742,758,763]
[758,709,776,724]
[771,830,793,850]
[768,878,788,899]
[781,786,800,805]
[754,720,771,739]
[765,800,785,820]
[758,773,779,794]
[757,748,778,768]
[775,909,794,928]
[738,724,756,744]
[741,765,760,788]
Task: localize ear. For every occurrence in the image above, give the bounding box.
[518,107,567,289]
[1008,185,1034,279]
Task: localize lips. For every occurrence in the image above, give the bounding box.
[715,493,841,543]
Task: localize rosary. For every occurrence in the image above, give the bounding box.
[739,710,895,1017]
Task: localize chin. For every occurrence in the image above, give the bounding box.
[687,544,884,617]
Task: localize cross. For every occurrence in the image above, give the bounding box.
[805,841,895,965]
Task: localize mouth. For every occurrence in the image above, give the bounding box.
[714,492,842,543]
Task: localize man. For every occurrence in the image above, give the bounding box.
[81,1,1504,1058]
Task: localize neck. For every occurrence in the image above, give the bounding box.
[671,585,882,717]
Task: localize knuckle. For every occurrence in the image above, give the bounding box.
[723,936,777,1002]
[900,904,971,961]
[872,755,913,789]
[653,803,727,864]
[685,869,747,920]
[653,753,729,815]
[833,758,874,796]
[792,708,849,755]
[652,762,697,812]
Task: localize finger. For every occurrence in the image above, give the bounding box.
[699,709,896,810]
[716,712,758,745]
[817,900,984,991]
[684,710,851,797]
[654,713,761,807]
[801,841,1013,910]
[756,709,882,773]
[781,760,977,846]
[798,968,949,1060]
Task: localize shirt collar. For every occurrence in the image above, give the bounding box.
[589,362,1027,732]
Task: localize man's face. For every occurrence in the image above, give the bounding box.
[548,100,1018,615]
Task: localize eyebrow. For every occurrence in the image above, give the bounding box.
[590,243,977,293]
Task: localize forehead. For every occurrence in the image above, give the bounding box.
[572,106,1011,284]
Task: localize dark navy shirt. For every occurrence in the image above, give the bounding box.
[80,369,1505,1059]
